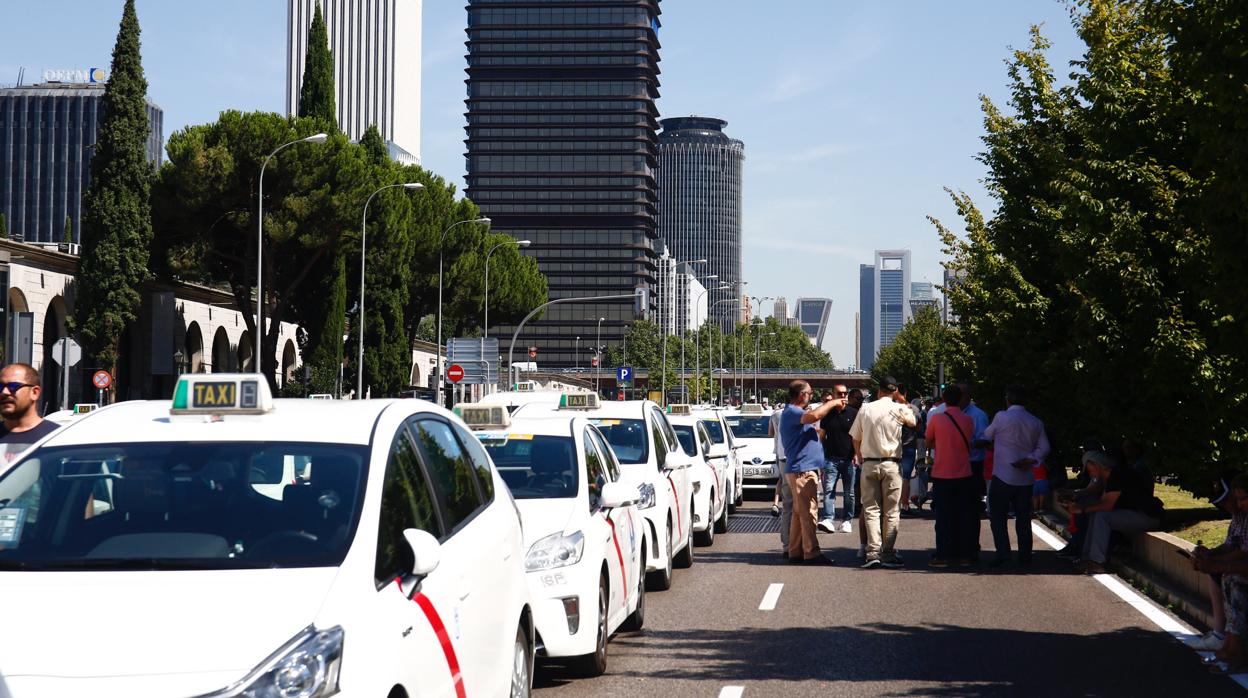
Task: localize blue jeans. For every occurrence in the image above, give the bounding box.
[823,457,858,521]
[900,447,917,479]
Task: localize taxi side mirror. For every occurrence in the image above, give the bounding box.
[404,528,441,577]
[600,481,637,509]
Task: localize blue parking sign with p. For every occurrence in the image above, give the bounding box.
[617,367,632,383]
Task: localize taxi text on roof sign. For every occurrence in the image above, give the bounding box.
[667,404,691,415]
[454,404,511,430]
[171,373,274,415]
[740,403,765,415]
[558,393,600,410]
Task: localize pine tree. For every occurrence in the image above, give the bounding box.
[63,216,73,244]
[76,0,153,376]
[0,213,7,239]
[298,2,336,127]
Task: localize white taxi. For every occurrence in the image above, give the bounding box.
[726,403,778,493]
[691,406,744,511]
[0,374,534,698]
[665,406,728,547]
[517,395,695,591]
[457,405,645,676]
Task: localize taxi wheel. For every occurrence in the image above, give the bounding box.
[620,544,646,631]
[694,494,716,547]
[646,523,673,591]
[509,623,533,698]
[674,503,695,568]
[714,497,729,534]
[571,576,609,677]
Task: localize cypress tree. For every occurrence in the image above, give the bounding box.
[298,2,337,127]
[0,213,7,239]
[76,0,153,376]
[63,216,73,244]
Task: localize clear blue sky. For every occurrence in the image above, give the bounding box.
[5,1,1083,368]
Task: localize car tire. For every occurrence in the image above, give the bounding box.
[620,544,646,632]
[714,497,729,534]
[694,492,715,546]
[509,623,533,698]
[674,503,695,568]
[646,522,673,591]
[571,575,609,677]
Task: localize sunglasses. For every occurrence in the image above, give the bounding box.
[835,391,849,396]
[0,382,36,395]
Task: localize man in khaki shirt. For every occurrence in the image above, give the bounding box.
[849,376,917,568]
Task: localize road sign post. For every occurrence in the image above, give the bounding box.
[52,338,82,411]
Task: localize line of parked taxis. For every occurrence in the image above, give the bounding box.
[0,374,749,698]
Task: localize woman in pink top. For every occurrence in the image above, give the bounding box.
[924,385,978,567]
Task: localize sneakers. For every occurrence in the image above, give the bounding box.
[840,520,853,534]
[817,518,836,534]
[861,558,882,569]
[1057,545,1079,560]
[803,555,836,566]
[928,557,950,568]
[1192,631,1226,651]
[881,559,904,569]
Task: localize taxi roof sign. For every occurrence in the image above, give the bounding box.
[740,403,765,415]
[559,393,600,410]
[72,403,99,415]
[171,373,273,415]
[514,381,538,393]
[455,404,511,430]
[667,403,691,416]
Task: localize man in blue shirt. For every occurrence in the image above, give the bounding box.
[958,382,990,520]
[781,380,841,564]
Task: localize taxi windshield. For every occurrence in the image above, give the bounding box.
[0,442,368,571]
[672,425,698,457]
[589,419,649,465]
[481,435,577,499]
[726,416,770,439]
[699,419,726,444]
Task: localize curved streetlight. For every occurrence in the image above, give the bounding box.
[257,132,327,375]
[436,217,491,404]
[660,259,706,404]
[755,329,777,401]
[694,283,731,403]
[710,297,739,404]
[357,181,424,398]
[483,239,530,338]
[590,317,605,394]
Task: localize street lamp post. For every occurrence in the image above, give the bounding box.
[257,132,327,378]
[484,239,530,338]
[436,217,491,405]
[358,181,424,399]
[693,282,730,403]
[594,317,604,394]
[710,298,738,405]
[745,296,772,401]
[755,329,776,401]
[574,336,580,370]
[682,274,718,403]
[660,259,706,404]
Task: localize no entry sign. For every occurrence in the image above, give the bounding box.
[447,364,465,383]
[92,370,112,390]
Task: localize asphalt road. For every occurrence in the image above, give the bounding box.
[534,503,1241,697]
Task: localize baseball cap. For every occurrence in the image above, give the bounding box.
[879,376,899,392]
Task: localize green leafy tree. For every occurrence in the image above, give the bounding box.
[0,213,8,239]
[870,306,946,398]
[298,2,336,127]
[63,216,73,244]
[76,0,153,376]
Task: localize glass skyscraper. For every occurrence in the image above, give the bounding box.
[0,82,163,245]
[656,115,743,331]
[874,249,912,356]
[464,0,663,368]
[859,264,875,371]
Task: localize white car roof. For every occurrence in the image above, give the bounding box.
[665,414,701,427]
[577,399,654,420]
[40,398,433,448]
[480,415,585,439]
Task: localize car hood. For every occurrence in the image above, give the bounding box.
[0,567,339,684]
[516,498,579,547]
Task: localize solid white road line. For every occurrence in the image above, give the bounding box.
[758,583,784,611]
[718,687,745,698]
[1030,520,1066,550]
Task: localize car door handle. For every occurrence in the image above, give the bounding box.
[458,577,471,600]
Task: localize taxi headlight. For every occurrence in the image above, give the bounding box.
[525,530,585,571]
[636,482,657,510]
[200,626,343,698]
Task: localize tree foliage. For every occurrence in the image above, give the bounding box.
[76,0,154,374]
[871,306,947,398]
[934,0,1247,484]
[297,2,336,127]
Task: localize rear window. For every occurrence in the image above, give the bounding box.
[480,435,578,499]
[726,416,770,439]
[672,425,698,457]
[589,419,649,465]
[700,419,725,444]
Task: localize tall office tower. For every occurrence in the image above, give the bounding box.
[656,116,744,331]
[909,280,938,313]
[772,296,788,321]
[795,297,833,347]
[854,312,861,370]
[465,0,663,368]
[874,249,912,352]
[943,268,965,326]
[858,263,875,371]
[0,79,163,245]
[654,244,678,335]
[741,293,752,325]
[286,0,422,163]
[676,272,706,333]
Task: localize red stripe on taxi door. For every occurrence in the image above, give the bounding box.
[666,475,682,533]
[399,578,467,698]
[606,512,628,593]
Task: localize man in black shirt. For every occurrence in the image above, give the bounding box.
[817,383,860,534]
[1065,450,1160,574]
[0,363,60,464]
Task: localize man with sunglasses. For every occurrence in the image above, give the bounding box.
[0,363,59,463]
[817,383,859,535]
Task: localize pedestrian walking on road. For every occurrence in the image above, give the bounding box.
[768,403,791,555]
[780,381,839,564]
[957,383,990,516]
[924,384,979,567]
[817,383,858,535]
[897,384,922,518]
[979,385,1050,567]
[850,376,917,569]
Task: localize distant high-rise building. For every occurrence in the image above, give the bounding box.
[657,116,743,332]
[654,245,678,335]
[772,296,789,321]
[676,273,707,334]
[0,80,163,245]
[910,281,938,313]
[854,312,861,370]
[465,0,663,368]
[858,264,875,371]
[741,293,753,326]
[795,297,833,347]
[942,268,965,326]
[286,0,422,163]
[875,249,912,351]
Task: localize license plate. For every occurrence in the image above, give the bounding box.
[745,466,772,477]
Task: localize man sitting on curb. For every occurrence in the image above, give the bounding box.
[1063,450,1161,574]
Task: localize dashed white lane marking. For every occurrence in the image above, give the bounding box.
[1032,522,1248,689]
[718,687,745,698]
[758,583,783,611]
[1030,520,1066,550]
